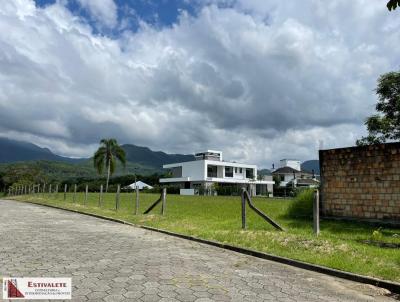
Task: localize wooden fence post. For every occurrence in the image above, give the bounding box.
[64,184,67,201]
[99,185,103,207]
[135,185,139,215]
[73,184,77,203]
[84,185,88,206]
[241,188,247,230]
[115,184,120,210]
[313,189,320,235]
[161,188,166,215]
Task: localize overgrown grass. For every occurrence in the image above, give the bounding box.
[9,192,400,282]
[286,188,314,218]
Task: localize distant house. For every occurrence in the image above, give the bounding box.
[159,150,274,196]
[272,159,319,188]
[125,181,153,190]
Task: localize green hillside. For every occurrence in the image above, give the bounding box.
[0,138,194,188]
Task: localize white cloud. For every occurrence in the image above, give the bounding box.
[0,0,398,166]
[76,0,118,28]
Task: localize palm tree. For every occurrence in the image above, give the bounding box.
[93,139,126,192]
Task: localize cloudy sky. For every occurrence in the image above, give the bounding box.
[0,0,399,168]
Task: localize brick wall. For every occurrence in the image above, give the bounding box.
[319,142,400,222]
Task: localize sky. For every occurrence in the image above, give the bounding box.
[0,0,399,168]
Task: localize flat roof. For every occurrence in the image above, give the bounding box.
[195,150,222,154]
[163,159,257,169]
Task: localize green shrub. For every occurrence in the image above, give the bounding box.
[286,188,315,218]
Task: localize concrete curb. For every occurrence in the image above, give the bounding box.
[6,198,400,294]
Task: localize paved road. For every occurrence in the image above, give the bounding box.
[0,200,396,302]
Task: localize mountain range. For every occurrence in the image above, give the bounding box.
[0,137,84,164]
[0,137,320,178]
[0,137,194,167]
[301,160,320,175]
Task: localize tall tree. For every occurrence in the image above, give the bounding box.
[93,139,126,192]
[357,71,400,146]
[387,0,400,11]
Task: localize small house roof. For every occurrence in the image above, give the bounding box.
[272,166,313,175]
[125,181,154,190]
[272,166,301,174]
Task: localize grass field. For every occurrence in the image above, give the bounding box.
[10,192,400,282]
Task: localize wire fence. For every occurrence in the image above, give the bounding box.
[7,184,166,215]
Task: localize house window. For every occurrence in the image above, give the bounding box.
[239,168,242,173]
[245,168,254,179]
[207,165,218,178]
[280,175,284,181]
[225,166,233,177]
[171,167,182,178]
[235,167,237,173]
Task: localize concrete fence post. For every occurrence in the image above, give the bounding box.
[313,189,320,235]
[73,184,77,203]
[161,188,167,215]
[99,185,103,207]
[135,185,139,215]
[43,183,46,195]
[241,188,247,230]
[55,184,59,198]
[115,184,120,210]
[84,185,88,206]
[49,184,52,196]
[64,184,67,201]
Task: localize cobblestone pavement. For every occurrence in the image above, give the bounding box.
[0,200,396,302]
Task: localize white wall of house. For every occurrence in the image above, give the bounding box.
[181,160,205,180]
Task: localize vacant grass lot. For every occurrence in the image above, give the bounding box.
[10,192,400,282]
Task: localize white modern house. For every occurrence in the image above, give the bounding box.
[159,150,274,196]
